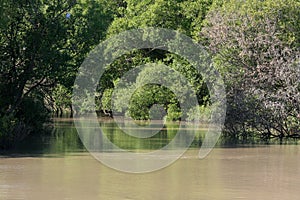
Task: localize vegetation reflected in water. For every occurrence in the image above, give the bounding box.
[13,118,206,154]
[0,118,300,200]
[9,118,299,156]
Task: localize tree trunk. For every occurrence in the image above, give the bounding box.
[69,104,73,118]
[59,107,63,117]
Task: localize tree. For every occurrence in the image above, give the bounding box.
[0,0,76,148]
[50,0,116,117]
[96,0,214,120]
[0,0,115,148]
[202,0,300,142]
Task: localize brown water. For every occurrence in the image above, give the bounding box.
[0,146,300,200]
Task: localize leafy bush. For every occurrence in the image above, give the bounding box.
[166,104,182,121]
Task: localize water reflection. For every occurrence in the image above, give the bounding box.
[0,119,300,199]
[12,119,86,155]
[13,118,206,154]
[99,120,202,151]
[9,118,298,156]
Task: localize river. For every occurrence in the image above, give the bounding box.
[0,119,299,200]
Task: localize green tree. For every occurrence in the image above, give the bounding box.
[50,0,116,117]
[97,0,213,120]
[0,0,115,148]
[0,0,77,148]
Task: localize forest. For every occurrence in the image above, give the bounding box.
[0,0,300,149]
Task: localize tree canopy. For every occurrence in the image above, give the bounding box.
[0,0,115,148]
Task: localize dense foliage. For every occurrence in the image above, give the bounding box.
[0,0,299,148]
[0,0,114,148]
